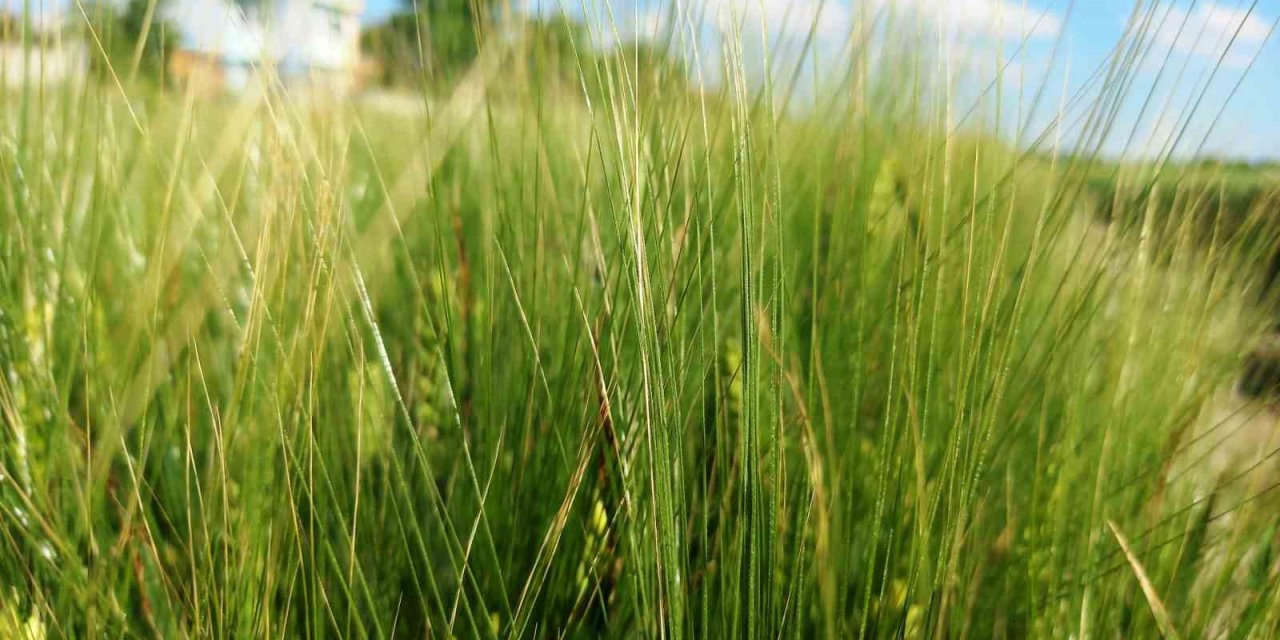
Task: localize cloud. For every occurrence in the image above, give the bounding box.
[699,0,852,39]
[545,1,1061,48]
[1153,2,1273,68]
[891,0,1062,41]
[677,0,1059,42]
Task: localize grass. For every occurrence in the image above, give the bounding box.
[1,1,1280,637]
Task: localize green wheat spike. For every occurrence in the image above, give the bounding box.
[870,156,905,220]
[409,270,454,438]
[722,340,744,428]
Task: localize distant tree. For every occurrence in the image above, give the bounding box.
[362,0,495,87]
[519,13,582,83]
[517,14,691,101]
[417,0,484,77]
[81,0,174,84]
[119,0,173,80]
[0,11,59,45]
[594,39,688,92]
[361,13,423,87]
[363,2,692,97]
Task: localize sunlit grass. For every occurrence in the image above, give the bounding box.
[0,1,1278,637]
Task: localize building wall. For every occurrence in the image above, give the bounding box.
[165,0,366,95]
[164,0,264,64]
[0,43,86,89]
[275,0,363,73]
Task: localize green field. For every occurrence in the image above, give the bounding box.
[2,6,1280,638]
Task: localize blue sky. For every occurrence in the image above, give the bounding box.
[360,0,1280,160]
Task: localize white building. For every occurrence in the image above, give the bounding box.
[164,0,365,93]
[0,41,87,89]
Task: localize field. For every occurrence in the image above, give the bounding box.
[2,6,1280,638]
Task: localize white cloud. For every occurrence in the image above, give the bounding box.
[636,9,671,39]
[699,0,853,39]
[891,0,1062,40]
[685,0,1058,42]
[591,0,1061,47]
[1153,2,1273,68]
